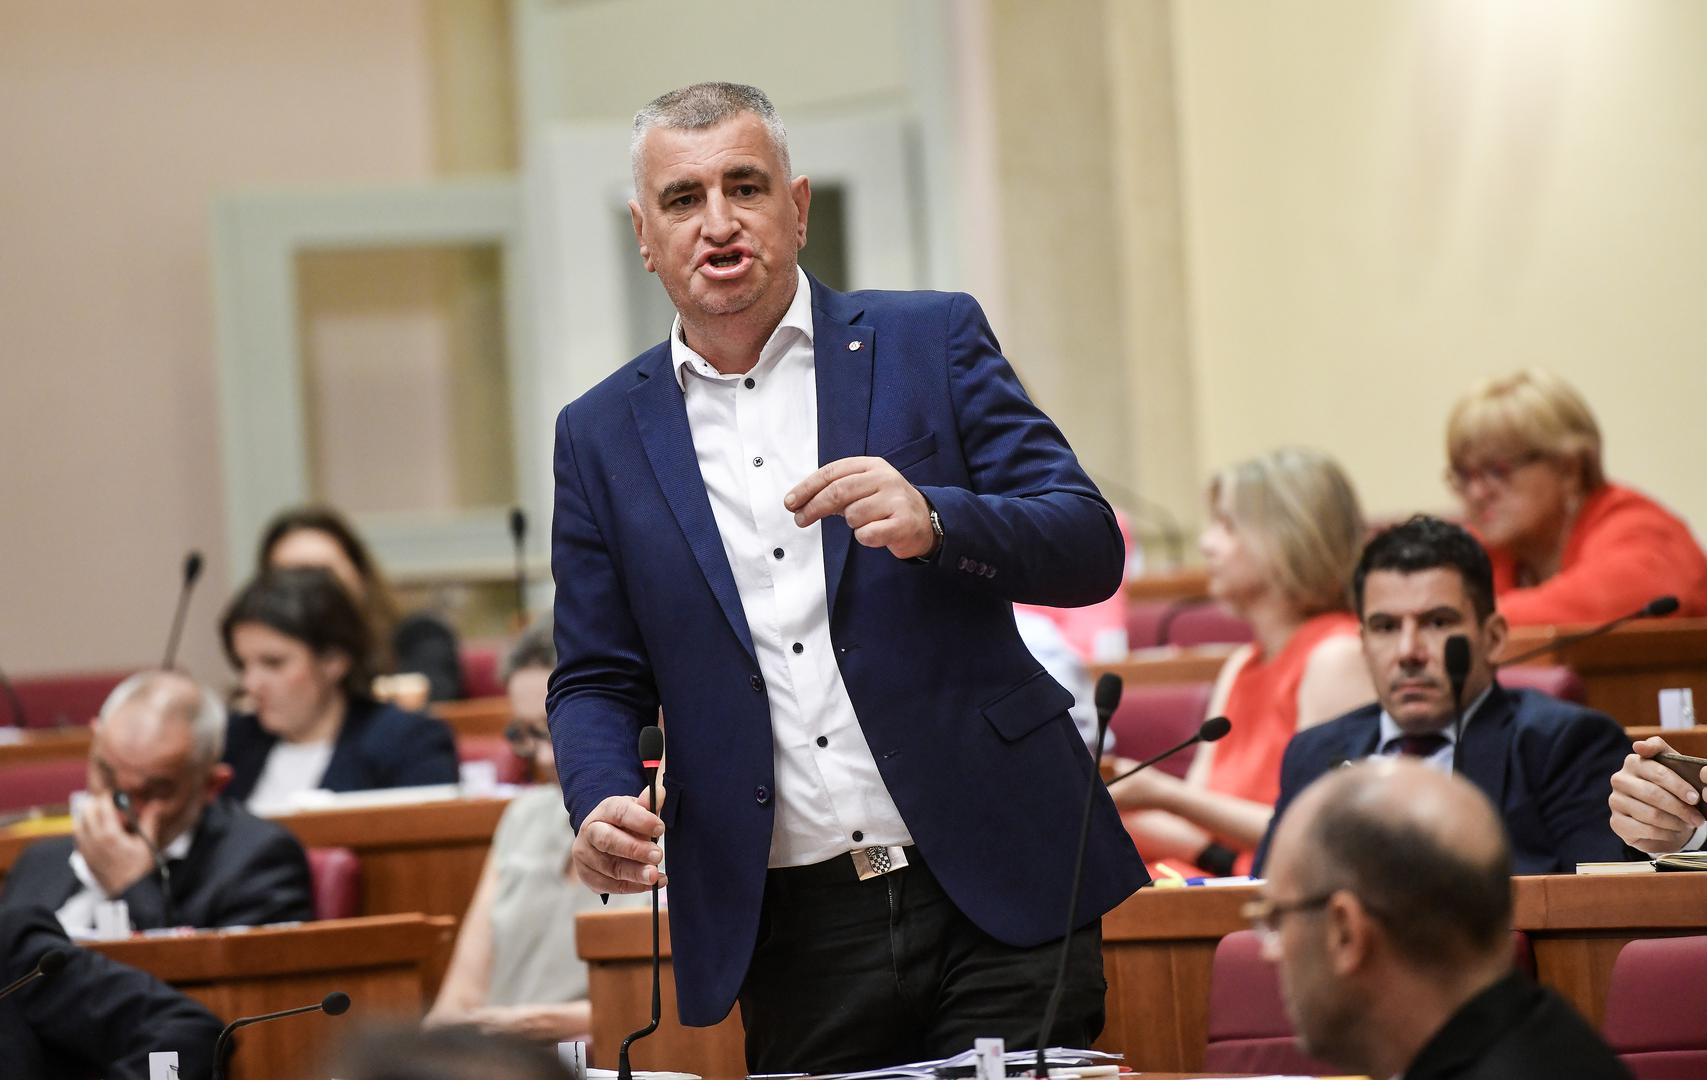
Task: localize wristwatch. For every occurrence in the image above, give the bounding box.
[910,497,944,565]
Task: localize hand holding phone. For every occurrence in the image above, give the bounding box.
[1656,752,1707,797]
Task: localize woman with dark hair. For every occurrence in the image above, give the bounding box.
[219,567,459,811]
[259,505,464,700]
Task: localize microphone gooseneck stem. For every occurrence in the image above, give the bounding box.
[617,769,663,1080]
[0,964,48,1003]
[212,1002,328,1080]
[162,589,193,671]
[1106,734,1202,787]
[1496,598,1673,668]
[0,665,28,729]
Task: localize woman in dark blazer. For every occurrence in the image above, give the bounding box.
[219,567,458,809]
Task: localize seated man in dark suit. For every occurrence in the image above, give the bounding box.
[0,901,223,1079]
[1253,757,1629,1079]
[1,670,314,932]
[1254,516,1628,875]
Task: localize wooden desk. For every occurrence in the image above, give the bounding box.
[0,796,509,922]
[1626,726,1707,756]
[431,696,512,738]
[0,726,92,769]
[94,914,453,1080]
[1125,568,1210,604]
[1091,647,1233,689]
[1499,618,1707,726]
[581,873,1707,1077]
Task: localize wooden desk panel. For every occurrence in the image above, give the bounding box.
[0,727,92,769]
[1125,568,1210,604]
[581,874,1707,1077]
[1091,648,1232,689]
[94,914,453,1080]
[1499,619,1707,726]
[431,696,512,738]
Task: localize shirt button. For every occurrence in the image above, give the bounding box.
[755,786,770,805]
[852,830,864,842]
[792,642,804,654]
[773,547,785,560]
[750,674,765,692]
[744,377,756,389]
[816,735,828,748]
[752,456,763,468]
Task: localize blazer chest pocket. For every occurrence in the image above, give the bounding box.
[982,669,1075,742]
[879,431,938,474]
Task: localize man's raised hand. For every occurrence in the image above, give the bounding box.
[785,456,935,560]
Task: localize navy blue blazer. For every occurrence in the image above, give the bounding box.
[222,698,459,804]
[1253,683,1630,875]
[548,278,1149,1026]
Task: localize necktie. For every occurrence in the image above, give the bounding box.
[1394,733,1450,758]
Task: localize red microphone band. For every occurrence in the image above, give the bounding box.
[642,758,662,769]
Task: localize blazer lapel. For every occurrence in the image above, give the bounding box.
[628,350,757,661]
[811,280,874,617]
[1457,683,1513,809]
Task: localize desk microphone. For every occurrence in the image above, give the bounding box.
[1105,716,1232,787]
[0,948,68,1003]
[211,991,350,1080]
[1446,635,1471,775]
[509,507,529,625]
[162,550,205,670]
[113,792,174,929]
[0,662,28,728]
[617,724,666,1080]
[1032,674,1122,1079]
[1497,595,1680,668]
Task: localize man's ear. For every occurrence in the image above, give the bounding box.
[628,200,655,273]
[790,175,811,251]
[1326,891,1374,977]
[1482,608,1509,664]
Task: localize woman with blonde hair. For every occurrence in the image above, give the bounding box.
[1108,448,1374,876]
[1446,369,1707,624]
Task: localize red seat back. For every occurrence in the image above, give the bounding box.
[0,759,88,813]
[1202,929,1338,1075]
[458,734,532,785]
[1499,664,1586,704]
[1604,934,1707,1079]
[10,670,129,729]
[306,846,363,921]
[458,643,504,700]
[1107,682,1213,778]
[1166,603,1254,647]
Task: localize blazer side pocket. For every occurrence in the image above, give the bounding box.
[981,669,1075,742]
[879,431,938,473]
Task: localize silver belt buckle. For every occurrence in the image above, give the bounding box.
[851,845,908,881]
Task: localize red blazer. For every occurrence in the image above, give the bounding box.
[1491,483,1707,625]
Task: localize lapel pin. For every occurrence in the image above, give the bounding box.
[848,340,862,351]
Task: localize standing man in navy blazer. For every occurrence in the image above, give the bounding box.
[548,83,1146,1073]
[1253,516,1629,876]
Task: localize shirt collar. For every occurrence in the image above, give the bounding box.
[1377,683,1495,754]
[671,266,814,390]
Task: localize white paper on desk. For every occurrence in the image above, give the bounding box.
[1659,688,1695,730]
[148,1051,180,1079]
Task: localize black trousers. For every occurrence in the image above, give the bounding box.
[737,847,1106,1075]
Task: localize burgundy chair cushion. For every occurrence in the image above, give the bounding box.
[306,846,362,921]
[458,734,532,785]
[1604,934,1707,1079]
[1498,664,1586,704]
[457,643,504,700]
[1510,929,1536,977]
[1202,929,1338,1075]
[0,759,88,813]
[1108,682,1213,779]
[1125,600,1170,651]
[10,670,129,729]
[1167,604,1255,648]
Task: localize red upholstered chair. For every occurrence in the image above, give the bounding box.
[305,847,363,921]
[457,643,504,700]
[1107,682,1213,779]
[1202,929,1337,1075]
[1498,664,1586,704]
[1125,600,1169,650]
[1164,603,1254,648]
[11,669,129,728]
[1603,935,1707,1079]
[458,735,533,785]
[0,759,88,813]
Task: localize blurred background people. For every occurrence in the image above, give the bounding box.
[1446,369,1707,625]
[425,619,643,1043]
[260,505,465,701]
[1254,758,1629,1080]
[219,567,458,811]
[1255,517,1628,875]
[1,671,312,932]
[1108,448,1373,875]
[0,902,224,1080]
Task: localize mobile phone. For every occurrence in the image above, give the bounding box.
[1655,752,1707,796]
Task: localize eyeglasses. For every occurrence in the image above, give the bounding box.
[1444,452,1545,494]
[503,720,551,755]
[1240,893,1335,946]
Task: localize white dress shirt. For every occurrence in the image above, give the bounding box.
[58,820,195,936]
[671,267,912,868]
[1376,686,1494,775]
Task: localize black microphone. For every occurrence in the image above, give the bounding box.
[618,725,666,1080]
[113,792,174,929]
[0,948,68,1003]
[0,661,29,729]
[161,550,205,670]
[509,507,529,624]
[1445,635,1472,775]
[1497,595,1680,667]
[1033,675,1123,1079]
[212,991,350,1080]
[1105,716,1232,787]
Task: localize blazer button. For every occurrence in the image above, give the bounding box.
[750,674,765,692]
[755,785,771,805]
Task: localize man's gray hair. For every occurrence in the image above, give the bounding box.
[98,671,227,768]
[630,82,791,194]
[502,615,557,685]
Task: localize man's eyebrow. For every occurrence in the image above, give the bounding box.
[656,178,703,207]
[724,164,770,185]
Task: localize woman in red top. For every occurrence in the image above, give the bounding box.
[1108,448,1374,875]
[1446,370,1707,626]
